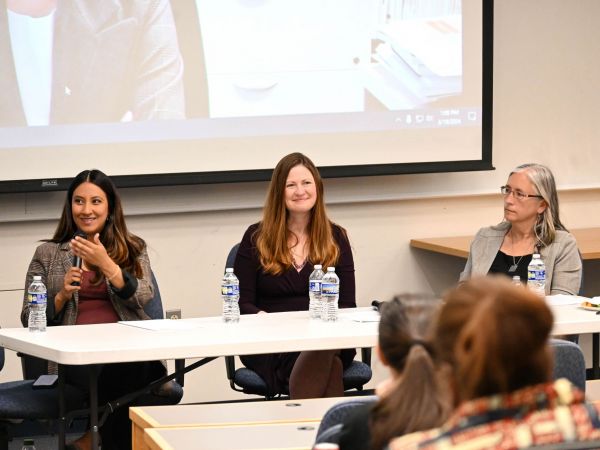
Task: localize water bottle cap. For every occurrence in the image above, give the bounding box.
[33,275,42,281]
[314,264,322,269]
[327,267,335,272]
[23,438,35,446]
[512,276,520,280]
[225,268,234,273]
[533,253,541,258]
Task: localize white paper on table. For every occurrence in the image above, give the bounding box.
[343,310,380,323]
[545,295,590,306]
[118,319,202,331]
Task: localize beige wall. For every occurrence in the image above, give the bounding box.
[2,0,600,402]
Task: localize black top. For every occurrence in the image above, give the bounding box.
[233,222,357,394]
[488,250,532,284]
[235,222,356,314]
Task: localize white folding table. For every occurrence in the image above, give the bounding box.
[0,308,379,450]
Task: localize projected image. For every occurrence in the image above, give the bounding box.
[0,0,185,126]
[195,0,463,118]
[0,0,489,189]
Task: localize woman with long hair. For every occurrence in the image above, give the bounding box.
[234,152,356,399]
[337,295,450,450]
[390,277,600,450]
[460,163,581,294]
[21,169,168,450]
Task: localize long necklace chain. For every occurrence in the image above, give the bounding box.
[508,231,528,273]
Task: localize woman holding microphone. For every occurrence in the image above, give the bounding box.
[21,169,172,450]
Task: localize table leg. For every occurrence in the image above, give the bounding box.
[89,365,100,450]
[58,364,66,450]
[594,333,599,380]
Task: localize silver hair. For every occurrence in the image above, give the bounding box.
[510,163,567,247]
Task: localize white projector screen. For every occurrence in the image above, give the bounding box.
[0,0,493,193]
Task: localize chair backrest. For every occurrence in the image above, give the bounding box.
[143,271,164,320]
[550,338,586,392]
[225,243,240,271]
[315,397,377,444]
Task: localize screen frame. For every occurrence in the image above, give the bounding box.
[0,0,494,194]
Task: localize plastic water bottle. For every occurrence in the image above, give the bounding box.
[321,267,340,322]
[511,275,522,287]
[221,268,240,323]
[28,276,47,332]
[21,438,36,450]
[527,253,546,297]
[308,264,324,319]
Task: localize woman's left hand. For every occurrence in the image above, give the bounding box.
[71,233,112,270]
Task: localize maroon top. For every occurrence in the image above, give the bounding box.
[235,223,356,314]
[75,270,120,325]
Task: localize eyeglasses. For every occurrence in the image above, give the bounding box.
[500,186,543,201]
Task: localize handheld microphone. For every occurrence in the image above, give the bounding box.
[71,230,86,286]
[371,300,384,311]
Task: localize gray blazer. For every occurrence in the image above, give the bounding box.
[459,222,582,295]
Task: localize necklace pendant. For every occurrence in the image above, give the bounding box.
[508,264,518,273]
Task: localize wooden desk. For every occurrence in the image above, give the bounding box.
[130,397,352,450]
[143,422,319,450]
[410,227,600,260]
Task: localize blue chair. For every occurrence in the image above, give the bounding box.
[314,396,377,445]
[223,243,373,399]
[550,338,586,392]
[0,345,86,450]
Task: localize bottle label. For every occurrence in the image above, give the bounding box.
[309,280,321,292]
[527,269,546,282]
[221,284,239,297]
[321,282,339,296]
[28,292,47,305]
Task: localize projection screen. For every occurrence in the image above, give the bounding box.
[0,0,493,192]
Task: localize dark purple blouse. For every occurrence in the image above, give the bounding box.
[235,223,356,314]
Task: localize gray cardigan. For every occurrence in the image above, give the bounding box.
[459,222,582,295]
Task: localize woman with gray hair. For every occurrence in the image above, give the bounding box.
[459,163,581,295]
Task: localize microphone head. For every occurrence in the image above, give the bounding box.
[371,300,383,311]
[73,230,87,239]
[71,230,86,286]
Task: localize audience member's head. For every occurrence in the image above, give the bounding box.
[435,276,554,404]
[370,294,449,450]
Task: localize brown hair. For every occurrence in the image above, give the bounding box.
[435,276,554,403]
[255,153,340,275]
[370,295,449,450]
[50,169,145,279]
